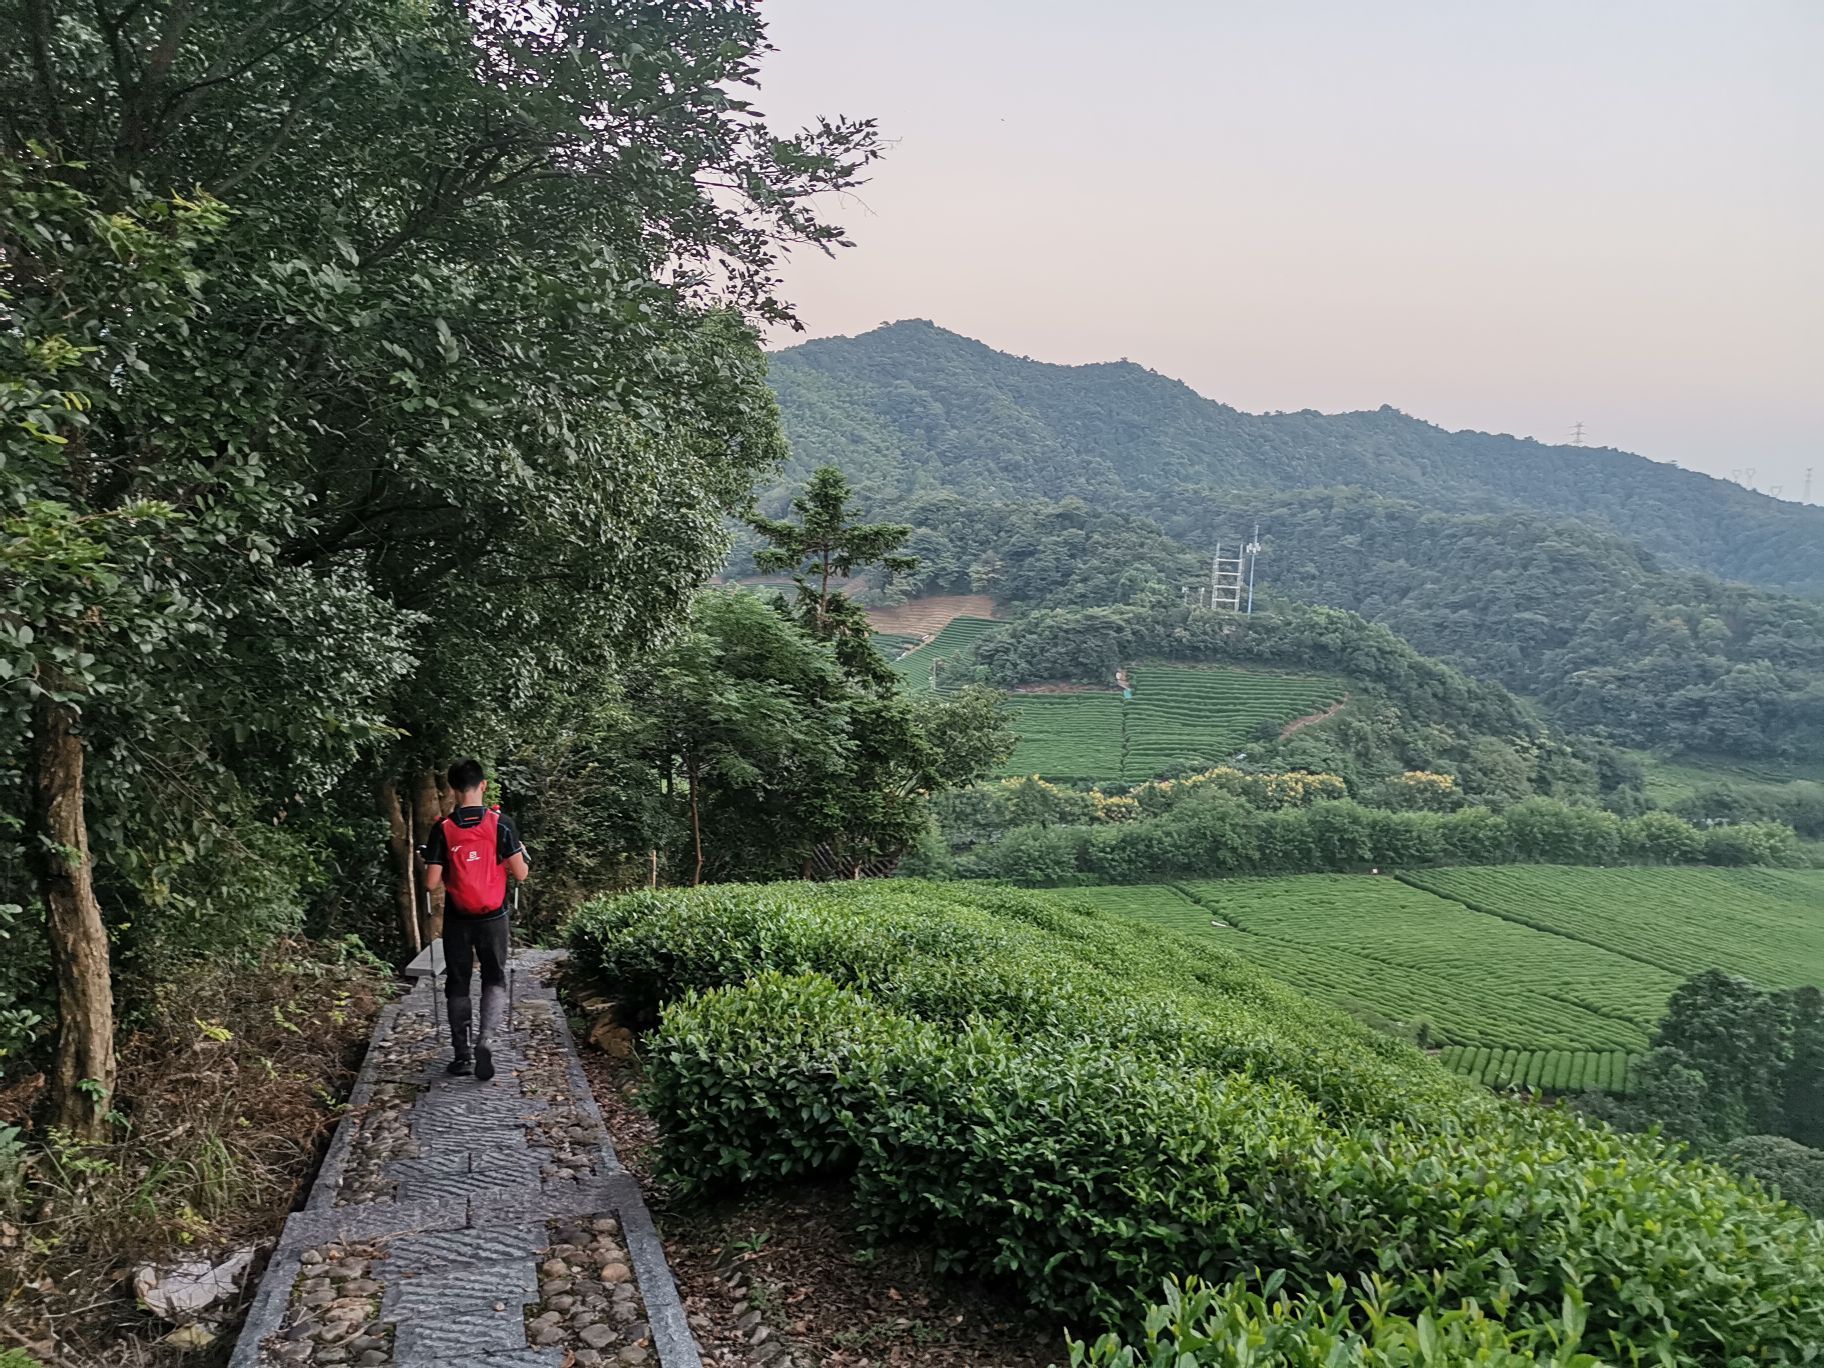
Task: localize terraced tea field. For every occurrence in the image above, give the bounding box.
[1400,867,1824,989]
[999,664,1345,781]
[999,692,1127,778]
[1637,751,1824,806]
[1122,666,1343,776]
[892,617,1001,693]
[865,593,1000,637]
[1067,867,1824,1093]
[1175,876,1672,1052]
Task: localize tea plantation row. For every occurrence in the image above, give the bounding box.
[567,881,1824,1361]
[1070,867,1824,1090]
[1435,1046,1639,1093]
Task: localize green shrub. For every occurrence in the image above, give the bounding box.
[949,792,1774,886]
[644,972,912,1190]
[645,968,1824,1354]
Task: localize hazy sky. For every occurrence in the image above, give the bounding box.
[755,1,1822,502]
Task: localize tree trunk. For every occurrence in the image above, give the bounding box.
[29,689,116,1139]
[685,754,704,887]
[412,768,445,940]
[381,780,421,954]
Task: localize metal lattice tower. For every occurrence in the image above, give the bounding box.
[1209,543,1246,611]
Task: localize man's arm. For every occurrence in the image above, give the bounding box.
[421,818,446,890]
[500,814,530,883]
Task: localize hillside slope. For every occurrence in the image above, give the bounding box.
[768,321,1824,597]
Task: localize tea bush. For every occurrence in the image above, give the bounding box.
[573,882,1824,1360]
[1065,1277,1600,1367]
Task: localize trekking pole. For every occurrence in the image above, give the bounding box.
[425,885,443,1048]
[507,883,518,1031]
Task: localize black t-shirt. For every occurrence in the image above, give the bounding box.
[423,806,526,870]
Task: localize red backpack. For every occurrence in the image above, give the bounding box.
[440,809,507,915]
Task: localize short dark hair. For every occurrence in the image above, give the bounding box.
[447,757,486,792]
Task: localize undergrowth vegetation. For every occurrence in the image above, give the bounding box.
[568,881,1824,1362]
[0,940,386,1363]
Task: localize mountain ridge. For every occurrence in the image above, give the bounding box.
[768,320,1823,596]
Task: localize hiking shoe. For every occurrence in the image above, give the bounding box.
[447,1055,474,1076]
[475,1041,495,1082]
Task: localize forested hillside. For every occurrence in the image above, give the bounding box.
[767,320,1824,597]
[1241,493,1824,758]
[819,490,1824,760]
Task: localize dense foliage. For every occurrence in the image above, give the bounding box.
[568,881,1824,1358]
[1579,969,1824,1211]
[1236,493,1824,759]
[1,0,878,1128]
[744,406,1824,761]
[765,319,1824,596]
[503,588,1012,899]
[1672,779,1824,838]
[847,490,1824,761]
[1721,1136,1824,1218]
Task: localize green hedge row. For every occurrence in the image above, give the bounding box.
[953,796,1798,887]
[569,879,1459,1124]
[569,882,1824,1360]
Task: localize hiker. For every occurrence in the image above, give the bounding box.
[423,758,529,1080]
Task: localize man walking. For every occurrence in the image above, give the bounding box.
[423,758,529,1081]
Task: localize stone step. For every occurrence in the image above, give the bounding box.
[382,1225,547,1273]
[394,1306,533,1361]
[381,1259,538,1318]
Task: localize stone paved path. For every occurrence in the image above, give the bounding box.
[230,949,699,1368]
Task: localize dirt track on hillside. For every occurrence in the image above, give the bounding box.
[1280,695,1350,737]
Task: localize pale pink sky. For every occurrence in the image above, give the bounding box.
[756,0,1823,502]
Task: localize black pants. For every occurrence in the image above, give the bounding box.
[443,912,509,1055]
